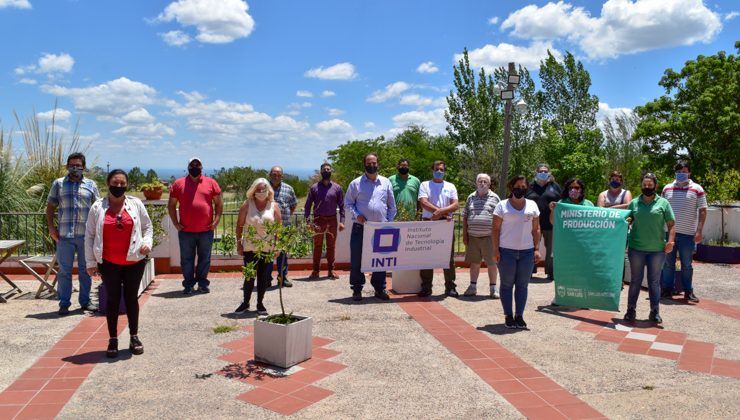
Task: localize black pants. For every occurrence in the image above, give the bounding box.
[243,252,271,306]
[419,218,456,292]
[99,259,147,339]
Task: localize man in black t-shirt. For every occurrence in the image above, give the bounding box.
[525,164,561,280]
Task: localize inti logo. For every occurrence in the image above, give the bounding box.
[371,227,400,268]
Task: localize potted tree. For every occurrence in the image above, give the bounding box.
[391,205,422,294]
[242,222,313,368]
[695,170,740,264]
[141,180,165,201]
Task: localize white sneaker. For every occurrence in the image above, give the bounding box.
[463,284,477,296]
[490,286,499,299]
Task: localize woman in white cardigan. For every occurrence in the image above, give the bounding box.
[85,169,153,358]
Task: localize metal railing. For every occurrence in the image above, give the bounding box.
[1,210,466,257]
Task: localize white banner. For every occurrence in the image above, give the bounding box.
[360,221,454,272]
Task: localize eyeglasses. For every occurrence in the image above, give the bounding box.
[116,214,123,231]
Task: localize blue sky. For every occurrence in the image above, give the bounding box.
[0,0,737,175]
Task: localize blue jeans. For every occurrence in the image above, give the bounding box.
[498,247,534,317]
[178,230,214,290]
[627,248,665,311]
[661,233,694,292]
[269,252,289,280]
[349,223,386,292]
[56,236,92,308]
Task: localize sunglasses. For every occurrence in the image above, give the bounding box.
[116,214,123,231]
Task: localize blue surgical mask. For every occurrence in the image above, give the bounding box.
[675,172,689,183]
[609,180,622,189]
[433,170,445,180]
[535,172,549,182]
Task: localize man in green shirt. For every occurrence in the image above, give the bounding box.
[388,158,421,221]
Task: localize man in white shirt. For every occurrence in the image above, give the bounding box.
[417,160,459,297]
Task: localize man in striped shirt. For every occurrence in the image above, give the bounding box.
[46,152,100,315]
[462,174,501,298]
[661,162,707,302]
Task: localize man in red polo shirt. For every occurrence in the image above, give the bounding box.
[168,157,223,295]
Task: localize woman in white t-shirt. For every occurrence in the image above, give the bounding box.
[492,175,541,329]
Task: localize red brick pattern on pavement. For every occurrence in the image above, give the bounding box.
[392,295,607,420]
[216,326,345,416]
[0,281,160,420]
[566,308,740,378]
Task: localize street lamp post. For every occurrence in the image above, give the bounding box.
[498,62,518,197]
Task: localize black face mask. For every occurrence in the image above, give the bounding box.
[109,186,127,198]
[321,171,332,180]
[641,187,655,197]
[398,167,409,175]
[512,188,527,199]
[365,165,378,174]
[188,167,202,177]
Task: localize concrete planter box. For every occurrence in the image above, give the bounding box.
[254,315,313,368]
[391,270,421,294]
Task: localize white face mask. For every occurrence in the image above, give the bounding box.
[254,191,268,200]
[477,183,490,194]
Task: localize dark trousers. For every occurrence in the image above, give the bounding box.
[99,259,147,339]
[349,223,386,292]
[178,230,214,289]
[243,252,271,306]
[312,216,338,272]
[420,218,456,292]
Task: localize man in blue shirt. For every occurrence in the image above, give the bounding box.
[344,153,397,301]
[46,153,100,315]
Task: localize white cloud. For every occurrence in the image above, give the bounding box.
[724,11,738,21]
[501,0,722,60]
[327,108,344,117]
[417,61,439,74]
[37,108,71,121]
[488,16,499,25]
[18,78,37,85]
[460,41,559,70]
[320,90,336,97]
[156,0,255,44]
[367,81,411,103]
[160,30,192,46]
[122,108,156,124]
[113,123,175,138]
[399,94,434,107]
[14,64,35,75]
[304,62,357,80]
[0,0,31,9]
[42,77,158,116]
[364,122,375,128]
[597,101,633,122]
[37,53,74,73]
[296,90,313,98]
[392,108,447,135]
[316,119,352,132]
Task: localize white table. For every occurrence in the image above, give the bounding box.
[0,240,26,302]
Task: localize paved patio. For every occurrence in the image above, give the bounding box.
[0,262,738,419]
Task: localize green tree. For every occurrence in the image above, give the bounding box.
[326,136,386,188]
[145,168,159,182]
[601,111,648,191]
[127,167,146,190]
[635,43,740,180]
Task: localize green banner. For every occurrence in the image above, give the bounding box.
[553,203,631,311]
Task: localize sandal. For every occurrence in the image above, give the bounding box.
[106,338,118,358]
[130,335,144,355]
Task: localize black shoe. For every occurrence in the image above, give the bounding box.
[308,272,320,280]
[660,289,673,299]
[183,287,193,295]
[417,289,432,298]
[58,305,70,316]
[514,315,528,329]
[106,338,118,358]
[649,310,663,325]
[352,291,362,301]
[80,302,98,312]
[280,278,293,288]
[198,286,210,294]
[327,272,339,280]
[445,288,459,298]
[504,316,516,329]
[129,336,144,355]
[234,302,249,314]
[374,290,390,300]
[624,308,636,321]
[685,292,700,303]
[256,304,268,316]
